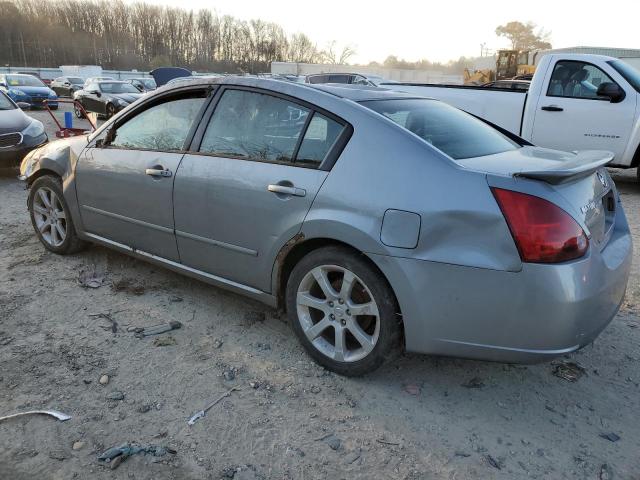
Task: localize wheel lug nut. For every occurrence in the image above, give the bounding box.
[328,301,334,307]
[346,310,351,316]
[330,314,335,320]
[338,298,344,304]
[340,319,346,326]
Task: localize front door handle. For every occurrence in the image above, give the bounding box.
[145,167,172,178]
[268,184,306,197]
[541,105,564,112]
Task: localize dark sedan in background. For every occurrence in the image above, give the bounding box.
[50,76,85,97]
[73,81,143,118]
[0,91,47,166]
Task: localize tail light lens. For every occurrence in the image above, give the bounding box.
[491,188,588,263]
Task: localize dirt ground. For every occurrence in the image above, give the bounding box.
[0,104,639,479]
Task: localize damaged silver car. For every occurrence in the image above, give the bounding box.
[19,77,632,375]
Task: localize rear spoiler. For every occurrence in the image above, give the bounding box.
[514,151,614,184]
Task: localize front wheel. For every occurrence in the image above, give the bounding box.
[74,101,85,118]
[28,175,86,255]
[106,103,116,118]
[286,246,401,376]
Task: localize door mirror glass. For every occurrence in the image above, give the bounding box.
[596,82,625,103]
[17,102,30,110]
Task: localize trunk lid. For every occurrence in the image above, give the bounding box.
[458,146,616,248]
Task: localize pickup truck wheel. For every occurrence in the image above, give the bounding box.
[286,246,401,376]
[28,175,86,255]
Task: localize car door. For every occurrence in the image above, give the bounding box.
[531,59,636,160]
[174,87,348,292]
[76,89,209,260]
[80,83,102,113]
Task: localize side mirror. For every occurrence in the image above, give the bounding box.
[104,127,116,145]
[17,102,30,110]
[64,82,70,86]
[597,82,625,103]
[134,84,144,92]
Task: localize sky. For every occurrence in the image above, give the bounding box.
[127,0,639,63]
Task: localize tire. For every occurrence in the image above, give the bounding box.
[28,175,86,255]
[286,246,401,376]
[106,103,116,119]
[74,101,85,119]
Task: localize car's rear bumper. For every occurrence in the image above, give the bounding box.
[368,204,633,363]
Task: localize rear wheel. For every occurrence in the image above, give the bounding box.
[74,101,85,118]
[28,175,86,255]
[286,246,401,376]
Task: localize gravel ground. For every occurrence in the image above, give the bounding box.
[0,104,638,479]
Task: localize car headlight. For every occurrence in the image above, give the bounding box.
[22,119,45,138]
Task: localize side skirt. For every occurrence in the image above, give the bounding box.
[82,232,277,307]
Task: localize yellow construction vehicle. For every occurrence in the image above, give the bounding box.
[496,50,538,80]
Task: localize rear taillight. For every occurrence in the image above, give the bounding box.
[491,188,588,263]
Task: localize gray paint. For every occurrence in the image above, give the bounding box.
[19,76,633,363]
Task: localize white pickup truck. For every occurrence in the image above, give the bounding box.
[384,54,640,179]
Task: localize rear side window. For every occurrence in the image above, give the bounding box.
[110,92,207,151]
[361,99,519,160]
[296,113,344,167]
[200,89,310,163]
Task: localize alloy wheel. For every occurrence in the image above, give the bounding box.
[74,102,83,118]
[32,186,67,247]
[296,265,380,362]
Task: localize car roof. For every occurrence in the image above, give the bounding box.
[97,80,127,84]
[158,76,421,102]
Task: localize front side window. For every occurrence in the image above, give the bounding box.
[362,99,519,160]
[200,89,310,163]
[109,92,207,151]
[546,61,616,99]
[68,77,84,85]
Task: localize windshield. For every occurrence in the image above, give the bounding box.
[0,91,16,110]
[608,60,640,93]
[141,79,156,88]
[99,82,140,94]
[361,98,520,160]
[69,77,84,85]
[6,75,45,87]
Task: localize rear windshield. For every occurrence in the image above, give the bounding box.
[99,82,140,94]
[361,99,520,160]
[608,60,640,93]
[68,77,84,84]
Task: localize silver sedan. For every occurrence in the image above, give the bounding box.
[19,77,632,376]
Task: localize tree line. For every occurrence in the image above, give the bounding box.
[0,0,335,72]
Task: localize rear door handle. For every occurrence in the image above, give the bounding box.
[541,105,564,112]
[268,184,306,197]
[145,167,172,178]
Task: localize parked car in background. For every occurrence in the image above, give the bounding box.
[126,78,157,93]
[305,73,394,86]
[0,74,58,109]
[73,80,143,118]
[19,77,632,375]
[83,76,114,88]
[482,79,531,90]
[386,54,640,179]
[50,76,85,97]
[0,90,47,166]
